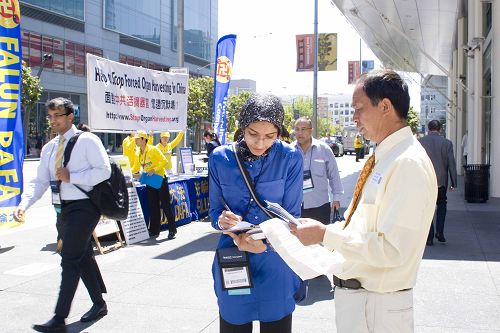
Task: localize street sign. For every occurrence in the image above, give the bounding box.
[169,67,189,74]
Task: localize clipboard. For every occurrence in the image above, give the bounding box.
[139,172,163,189]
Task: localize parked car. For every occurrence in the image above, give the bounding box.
[342,126,370,156]
[321,137,344,157]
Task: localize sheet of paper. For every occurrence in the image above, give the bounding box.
[259,218,343,282]
[264,201,300,225]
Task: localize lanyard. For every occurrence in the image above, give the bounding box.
[140,146,149,169]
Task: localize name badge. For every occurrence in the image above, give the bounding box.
[303,170,314,193]
[217,247,252,291]
[50,180,62,213]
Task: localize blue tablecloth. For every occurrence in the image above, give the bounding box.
[135,175,209,230]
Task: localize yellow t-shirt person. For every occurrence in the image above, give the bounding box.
[354,135,363,149]
[156,131,184,173]
[122,134,137,168]
[132,144,167,178]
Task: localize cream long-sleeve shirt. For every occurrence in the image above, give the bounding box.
[323,126,437,293]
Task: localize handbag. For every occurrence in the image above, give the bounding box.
[232,143,309,303]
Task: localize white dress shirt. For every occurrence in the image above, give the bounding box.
[323,127,437,293]
[20,125,111,209]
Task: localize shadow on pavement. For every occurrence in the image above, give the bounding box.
[297,276,334,307]
[0,245,15,255]
[423,209,500,262]
[40,242,57,252]
[154,232,219,260]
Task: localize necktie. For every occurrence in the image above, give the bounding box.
[54,136,65,179]
[343,154,375,229]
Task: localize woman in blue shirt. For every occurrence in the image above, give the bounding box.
[208,94,303,332]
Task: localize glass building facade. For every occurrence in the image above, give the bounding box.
[104,0,161,44]
[23,0,84,20]
[172,0,212,61]
[19,0,217,154]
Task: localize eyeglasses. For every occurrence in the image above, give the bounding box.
[47,113,70,120]
[294,127,312,133]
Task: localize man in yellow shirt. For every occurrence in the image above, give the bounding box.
[156,130,184,175]
[291,69,437,333]
[132,130,176,239]
[122,132,137,169]
[354,134,363,162]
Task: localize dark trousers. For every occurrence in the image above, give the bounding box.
[355,148,362,161]
[146,178,176,235]
[55,199,105,318]
[219,313,292,333]
[301,202,331,224]
[428,186,447,242]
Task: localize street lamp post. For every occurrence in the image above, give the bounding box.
[23,53,52,155]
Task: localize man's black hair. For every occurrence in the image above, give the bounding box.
[357,69,410,119]
[46,97,75,114]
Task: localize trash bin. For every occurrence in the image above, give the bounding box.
[463,164,490,203]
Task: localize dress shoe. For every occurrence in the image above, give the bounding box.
[426,239,433,246]
[33,317,66,333]
[80,302,108,322]
[148,231,159,238]
[167,231,177,240]
[435,234,446,243]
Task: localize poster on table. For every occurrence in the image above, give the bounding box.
[86,54,188,132]
[179,147,194,173]
[119,185,149,244]
[188,177,209,221]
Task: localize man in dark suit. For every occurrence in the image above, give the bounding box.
[419,120,457,245]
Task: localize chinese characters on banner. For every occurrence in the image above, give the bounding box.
[0,0,24,229]
[86,54,188,132]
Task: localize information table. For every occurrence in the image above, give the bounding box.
[135,174,209,230]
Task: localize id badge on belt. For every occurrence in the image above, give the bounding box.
[303,170,314,193]
[50,180,62,213]
[217,247,253,291]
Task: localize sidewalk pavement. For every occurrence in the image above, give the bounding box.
[1,175,499,332]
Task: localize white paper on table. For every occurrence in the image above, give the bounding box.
[259,218,343,283]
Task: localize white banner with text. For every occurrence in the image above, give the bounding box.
[86,54,188,132]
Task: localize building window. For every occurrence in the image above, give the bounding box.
[104,0,161,45]
[21,30,103,76]
[119,54,170,72]
[171,0,212,61]
[22,0,84,21]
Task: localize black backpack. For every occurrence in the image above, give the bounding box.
[63,132,129,220]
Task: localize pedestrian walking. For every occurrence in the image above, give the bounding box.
[209,94,303,332]
[419,120,457,245]
[203,130,221,157]
[290,69,438,333]
[14,97,111,332]
[354,134,363,162]
[292,117,343,224]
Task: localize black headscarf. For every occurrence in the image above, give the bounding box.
[236,94,284,161]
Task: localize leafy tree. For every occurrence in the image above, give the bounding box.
[187,76,213,127]
[187,76,213,151]
[407,106,419,134]
[21,61,43,153]
[226,90,252,133]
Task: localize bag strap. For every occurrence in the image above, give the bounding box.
[61,131,89,195]
[63,131,83,168]
[232,142,274,219]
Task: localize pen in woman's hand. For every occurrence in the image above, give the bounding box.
[219,196,231,211]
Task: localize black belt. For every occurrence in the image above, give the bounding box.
[61,199,88,205]
[333,275,362,289]
[332,275,412,292]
